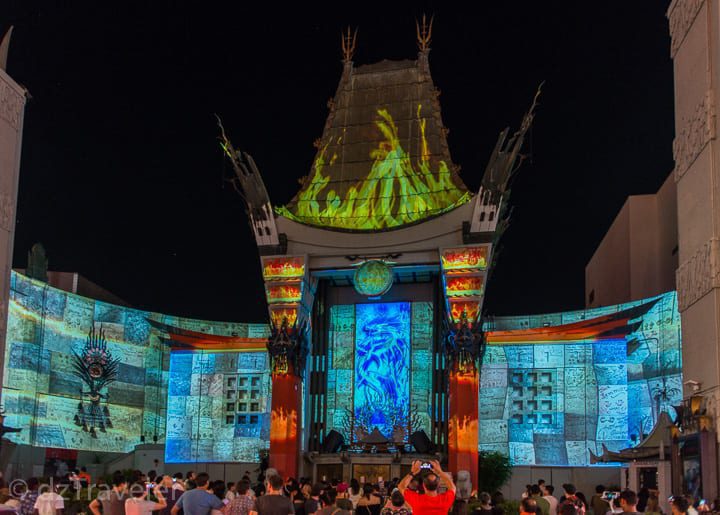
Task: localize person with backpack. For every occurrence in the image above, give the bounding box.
[560,485,585,515]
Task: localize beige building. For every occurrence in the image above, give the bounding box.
[585,173,678,308]
[668,0,720,413]
[0,28,28,388]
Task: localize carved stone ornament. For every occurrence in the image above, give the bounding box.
[0,74,23,131]
[0,192,14,233]
[668,0,705,58]
[674,90,716,181]
[676,237,720,311]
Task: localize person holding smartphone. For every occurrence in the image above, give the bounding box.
[398,460,456,514]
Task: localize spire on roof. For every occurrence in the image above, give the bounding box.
[0,26,13,72]
[341,26,358,63]
[416,14,434,52]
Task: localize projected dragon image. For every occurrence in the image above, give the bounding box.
[354,303,411,437]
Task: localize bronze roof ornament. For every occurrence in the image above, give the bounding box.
[341,26,358,63]
[416,14,434,52]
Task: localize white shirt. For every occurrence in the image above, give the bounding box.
[544,495,558,515]
[225,491,237,502]
[34,492,64,515]
[125,498,158,515]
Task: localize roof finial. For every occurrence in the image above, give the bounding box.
[341,26,358,62]
[416,14,433,52]
[0,26,14,71]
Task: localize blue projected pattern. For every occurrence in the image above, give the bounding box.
[479,292,681,466]
[354,303,411,437]
[165,351,270,463]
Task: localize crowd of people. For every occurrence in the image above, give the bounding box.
[0,466,716,515]
[515,480,717,515]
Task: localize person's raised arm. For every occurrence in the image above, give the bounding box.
[152,487,167,511]
[398,461,421,493]
[431,460,456,493]
[88,499,101,515]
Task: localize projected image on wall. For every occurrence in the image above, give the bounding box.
[354,302,411,437]
[479,292,681,466]
[327,301,433,443]
[164,351,270,463]
[3,271,269,457]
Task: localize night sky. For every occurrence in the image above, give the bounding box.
[0,2,674,323]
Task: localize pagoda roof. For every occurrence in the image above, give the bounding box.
[277,52,471,232]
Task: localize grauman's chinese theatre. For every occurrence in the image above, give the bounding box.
[220,25,538,485]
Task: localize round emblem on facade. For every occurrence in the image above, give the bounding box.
[353,260,394,297]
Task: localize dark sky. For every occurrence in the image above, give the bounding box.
[0,2,674,323]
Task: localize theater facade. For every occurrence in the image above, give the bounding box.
[1,32,685,493]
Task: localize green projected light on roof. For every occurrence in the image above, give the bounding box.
[277,107,471,231]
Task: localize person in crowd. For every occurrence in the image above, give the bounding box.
[333,484,353,513]
[522,486,533,500]
[78,467,92,488]
[472,492,493,515]
[543,486,558,515]
[685,496,698,515]
[398,460,456,515]
[348,479,363,510]
[305,484,323,515]
[148,471,158,485]
[644,496,662,515]
[34,482,65,515]
[560,485,585,515]
[249,475,294,515]
[227,480,254,515]
[576,493,589,513]
[173,473,186,493]
[538,481,546,495]
[285,479,304,515]
[637,489,650,513]
[186,472,197,491]
[590,486,610,515]
[560,504,577,515]
[672,497,690,515]
[126,481,167,515]
[210,481,228,515]
[531,485,550,515]
[172,473,226,515]
[19,478,40,515]
[226,482,238,502]
[90,473,128,515]
[317,490,351,515]
[521,499,538,515]
[157,475,183,515]
[618,490,639,515]
[356,484,382,515]
[380,490,412,515]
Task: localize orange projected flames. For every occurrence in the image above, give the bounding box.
[446,276,484,298]
[270,407,298,442]
[442,247,488,271]
[266,284,302,303]
[449,415,479,453]
[270,307,298,328]
[450,301,480,323]
[262,257,305,280]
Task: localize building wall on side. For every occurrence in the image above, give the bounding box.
[0,68,26,393]
[668,0,720,413]
[585,174,677,308]
[585,199,632,307]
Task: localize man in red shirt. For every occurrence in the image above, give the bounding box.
[398,460,456,514]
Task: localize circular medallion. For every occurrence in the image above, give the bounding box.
[353,260,393,297]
